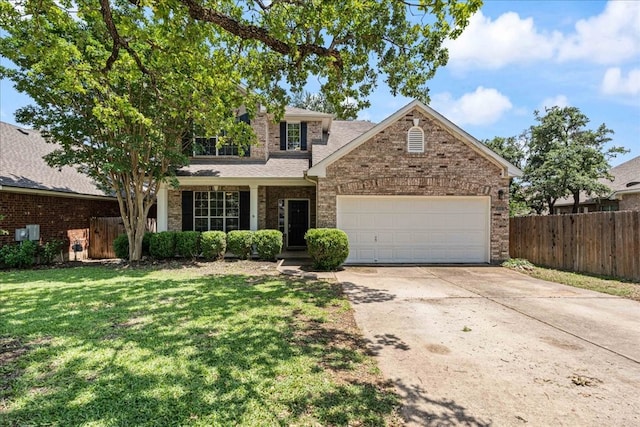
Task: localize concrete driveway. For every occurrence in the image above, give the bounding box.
[336,266,640,426]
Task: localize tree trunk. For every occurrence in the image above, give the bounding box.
[571,190,581,214]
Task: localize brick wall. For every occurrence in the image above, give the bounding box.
[0,191,120,246]
[265,186,316,230]
[620,193,640,211]
[316,108,511,262]
[266,120,322,154]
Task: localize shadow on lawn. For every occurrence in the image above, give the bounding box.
[1,269,399,426]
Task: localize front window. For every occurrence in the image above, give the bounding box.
[287,123,301,150]
[194,191,239,232]
[193,136,239,156]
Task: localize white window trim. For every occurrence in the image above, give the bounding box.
[286,121,302,151]
[193,191,240,232]
[407,126,425,153]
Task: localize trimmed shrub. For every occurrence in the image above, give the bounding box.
[142,232,153,257]
[304,228,349,271]
[227,230,253,259]
[253,229,283,261]
[176,231,201,258]
[40,239,65,264]
[150,231,177,259]
[113,234,129,259]
[0,241,38,269]
[201,231,227,260]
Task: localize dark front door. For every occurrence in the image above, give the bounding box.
[287,200,309,247]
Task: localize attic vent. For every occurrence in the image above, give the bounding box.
[17,128,29,135]
[407,127,424,153]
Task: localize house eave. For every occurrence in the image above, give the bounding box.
[0,184,115,201]
[172,176,315,187]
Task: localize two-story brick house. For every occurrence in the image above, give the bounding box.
[157,100,521,264]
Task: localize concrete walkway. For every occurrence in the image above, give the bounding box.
[336,266,640,426]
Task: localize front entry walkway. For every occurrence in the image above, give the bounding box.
[336,266,640,426]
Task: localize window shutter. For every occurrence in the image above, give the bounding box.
[279,122,286,150]
[300,122,307,151]
[407,127,424,153]
[181,127,193,156]
[238,112,250,124]
[181,191,193,231]
[239,191,250,230]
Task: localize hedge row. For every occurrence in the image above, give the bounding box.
[114,229,284,261]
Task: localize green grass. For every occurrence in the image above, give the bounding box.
[0,266,399,426]
[503,259,639,301]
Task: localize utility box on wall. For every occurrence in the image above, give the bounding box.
[15,228,28,242]
[26,224,40,241]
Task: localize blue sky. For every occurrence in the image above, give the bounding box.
[1,0,638,165]
[353,0,639,166]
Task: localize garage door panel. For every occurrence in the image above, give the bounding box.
[337,196,489,264]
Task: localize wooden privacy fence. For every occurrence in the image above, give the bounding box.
[510,211,640,281]
[89,217,157,259]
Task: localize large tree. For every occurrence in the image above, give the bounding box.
[0,0,481,260]
[524,106,626,214]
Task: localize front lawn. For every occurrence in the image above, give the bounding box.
[503,259,640,301]
[0,263,400,426]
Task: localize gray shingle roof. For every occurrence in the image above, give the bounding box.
[312,120,376,165]
[177,157,310,178]
[284,106,333,117]
[0,121,109,197]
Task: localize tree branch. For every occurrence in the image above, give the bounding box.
[99,0,157,86]
[177,0,343,71]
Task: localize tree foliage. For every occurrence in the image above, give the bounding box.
[483,136,529,216]
[486,106,627,215]
[0,0,482,259]
[525,107,625,214]
[290,91,357,120]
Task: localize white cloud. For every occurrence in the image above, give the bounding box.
[447,1,640,70]
[557,1,640,64]
[540,95,569,110]
[431,87,512,126]
[446,11,559,69]
[601,68,640,96]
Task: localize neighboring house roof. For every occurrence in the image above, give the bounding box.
[0,121,110,198]
[177,157,310,179]
[307,100,523,178]
[555,155,640,206]
[312,120,377,165]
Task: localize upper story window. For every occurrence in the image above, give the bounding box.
[193,136,246,157]
[280,121,308,151]
[407,126,425,153]
[287,122,301,150]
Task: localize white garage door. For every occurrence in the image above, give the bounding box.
[337,196,490,264]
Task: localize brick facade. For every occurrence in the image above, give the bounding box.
[315,108,511,262]
[619,193,640,211]
[0,191,120,246]
[265,186,317,230]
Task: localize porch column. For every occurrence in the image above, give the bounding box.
[157,186,168,232]
[249,184,258,231]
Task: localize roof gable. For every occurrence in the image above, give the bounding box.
[307,100,522,178]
